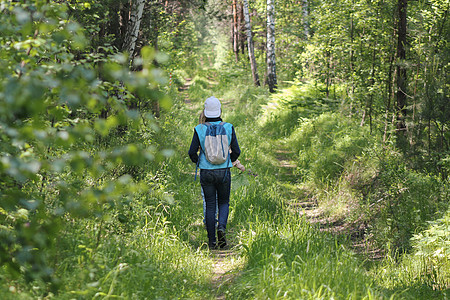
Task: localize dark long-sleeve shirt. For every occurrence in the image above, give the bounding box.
[188,118,240,165]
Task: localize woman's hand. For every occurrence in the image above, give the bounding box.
[232,159,245,172]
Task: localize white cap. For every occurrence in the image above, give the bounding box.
[204,96,221,118]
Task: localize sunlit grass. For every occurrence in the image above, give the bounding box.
[2,55,448,300]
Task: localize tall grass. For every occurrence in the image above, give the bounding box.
[259,80,341,137]
[229,218,383,299]
[1,208,214,299]
[287,112,374,184]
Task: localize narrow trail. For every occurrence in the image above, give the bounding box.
[209,249,242,299]
[179,77,193,106]
[273,146,384,262]
[180,78,243,299]
[273,148,318,216]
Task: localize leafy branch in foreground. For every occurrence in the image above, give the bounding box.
[0,1,168,286]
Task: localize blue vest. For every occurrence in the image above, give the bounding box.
[195,121,233,169]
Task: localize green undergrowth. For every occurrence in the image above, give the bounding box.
[372,208,450,295]
[2,215,213,299]
[258,80,449,297]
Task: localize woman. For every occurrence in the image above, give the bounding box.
[188,96,243,249]
[198,110,245,227]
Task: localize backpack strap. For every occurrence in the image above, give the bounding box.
[195,122,210,181]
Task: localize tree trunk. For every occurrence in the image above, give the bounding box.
[383,6,398,144]
[123,0,145,63]
[243,0,260,86]
[349,2,354,111]
[325,50,330,98]
[396,0,408,149]
[239,2,245,55]
[266,0,277,93]
[233,0,239,62]
[302,0,310,39]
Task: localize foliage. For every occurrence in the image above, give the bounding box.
[0,0,167,286]
[2,205,213,299]
[0,0,449,298]
[282,110,448,252]
[372,209,449,296]
[365,155,448,252]
[409,208,450,289]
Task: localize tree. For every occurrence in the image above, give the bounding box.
[266,0,277,92]
[232,0,240,62]
[302,0,310,39]
[243,0,261,86]
[396,0,408,149]
[123,0,146,61]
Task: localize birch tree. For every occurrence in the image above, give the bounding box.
[243,0,260,86]
[302,0,310,39]
[266,0,277,93]
[232,0,239,62]
[123,0,146,63]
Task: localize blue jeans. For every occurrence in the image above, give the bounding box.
[200,168,231,245]
[202,187,218,226]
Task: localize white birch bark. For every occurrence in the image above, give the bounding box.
[243,0,260,86]
[302,0,310,38]
[266,0,277,92]
[123,0,145,61]
[233,0,239,62]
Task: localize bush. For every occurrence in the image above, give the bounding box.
[372,208,449,296]
[366,156,448,252]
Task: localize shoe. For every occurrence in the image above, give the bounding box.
[208,242,218,250]
[217,229,227,249]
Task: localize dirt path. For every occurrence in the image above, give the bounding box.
[209,249,242,299]
[179,78,193,106]
[273,145,384,261]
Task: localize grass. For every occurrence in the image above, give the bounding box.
[1,64,449,299]
[229,221,381,299]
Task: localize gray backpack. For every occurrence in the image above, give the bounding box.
[203,122,229,164]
